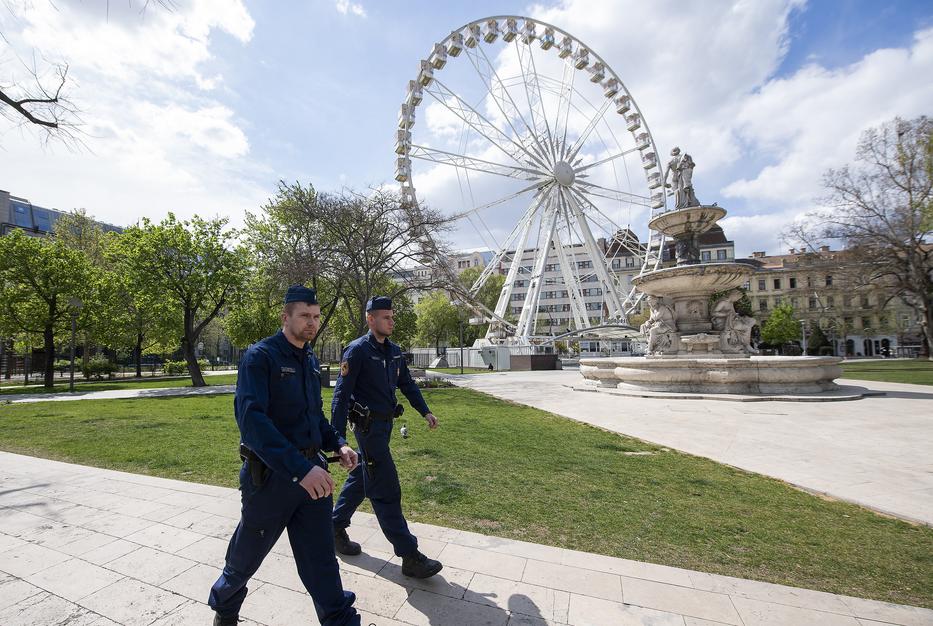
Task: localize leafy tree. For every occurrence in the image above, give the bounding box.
[117,214,246,386]
[0,230,96,387]
[415,291,459,353]
[806,323,831,355]
[786,116,933,358]
[458,267,505,345]
[760,303,801,352]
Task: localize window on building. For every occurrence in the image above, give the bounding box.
[512,306,522,315]
[717,249,727,260]
[789,277,797,289]
[825,275,833,286]
[774,297,782,306]
[545,263,559,272]
[625,256,635,267]
[808,296,817,309]
[861,296,870,308]
[512,293,524,301]
[861,317,871,329]
[843,295,853,308]
[807,276,813,287]
[844,316,853,329]
[758,279,766,291]
[759,300,768,311]
[791,297,798,307]
[773,278,782,290]
[611,259,621,269]
[826,296,834,308]
[701,251,711,262]
[577,260,592,269]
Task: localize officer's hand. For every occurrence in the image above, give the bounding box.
[299,466,334,499]
[424,413,438,429]
[338,445,358,471]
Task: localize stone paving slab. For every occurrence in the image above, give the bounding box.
[449,370,933,526]
[1,452,931,625]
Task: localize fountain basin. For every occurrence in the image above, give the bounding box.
[633,263,755,297]
[648,206,727,237]
[580,355,843,394]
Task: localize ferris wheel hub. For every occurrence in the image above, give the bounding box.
[552,161,575,187]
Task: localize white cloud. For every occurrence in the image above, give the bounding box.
[335,0,367,18]
[0,0,265,227]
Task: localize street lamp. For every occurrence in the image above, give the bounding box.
[68,297,83,392]
[799,319,808,355]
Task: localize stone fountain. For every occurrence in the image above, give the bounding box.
[579,148,843,395]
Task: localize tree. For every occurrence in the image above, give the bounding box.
[786,116,933,359]
[806,323,830,355]
[415,292,459,353]
[760,303,801,352]
[118,214,246,386]
[457,267,505,345]
[0,230,96,387]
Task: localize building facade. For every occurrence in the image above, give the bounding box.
[744,247,923,357]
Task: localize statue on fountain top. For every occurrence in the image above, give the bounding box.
[664,146,700,209]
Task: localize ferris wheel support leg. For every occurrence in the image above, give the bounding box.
[514,197,560,341]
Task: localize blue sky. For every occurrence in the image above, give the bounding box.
[1,0,931,257]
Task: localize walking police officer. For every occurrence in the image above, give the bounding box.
[331,296,443,579]
[209,285,361,626]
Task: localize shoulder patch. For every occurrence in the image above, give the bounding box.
[340,361,350,376]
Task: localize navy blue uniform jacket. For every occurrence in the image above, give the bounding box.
[235,330,346,482]
[331,331,430,438]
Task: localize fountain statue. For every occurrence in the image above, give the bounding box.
[579,150,843,395]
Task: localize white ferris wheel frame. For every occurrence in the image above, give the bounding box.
[395,15,669,343]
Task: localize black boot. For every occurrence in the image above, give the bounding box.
[401,550,443,579]
[213,614,239,626]
[334,527,361,556]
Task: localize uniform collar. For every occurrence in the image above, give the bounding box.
[366,330,390,350]
[275,329,307,357]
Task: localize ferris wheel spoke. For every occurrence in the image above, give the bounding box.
[565,97,612,164]
[574,180,653,207]
[553,61,576,162]
[574,146,640,174]
[409,144,542,181]
[453,179,546,220]
[426,78,547,172]
[514,39,556,163]
[466,44,552,168]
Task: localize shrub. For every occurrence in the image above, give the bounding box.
[81,355,117,381]
[164,359,210,375]
[53,359,72,374]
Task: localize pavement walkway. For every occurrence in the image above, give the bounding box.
[2,452,931,626]
[5,385,236,404]
[449,371,933,526]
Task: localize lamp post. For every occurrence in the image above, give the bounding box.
[799,319,808,355]
[68,297,83,392]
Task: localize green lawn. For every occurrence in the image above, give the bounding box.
[0,373,238,396]
[0,388,930,608]
[841,359,933,386]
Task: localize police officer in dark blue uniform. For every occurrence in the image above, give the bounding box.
[208,285,361,626]
[331,296,443,579]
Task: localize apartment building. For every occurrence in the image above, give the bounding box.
[744,247,922,356]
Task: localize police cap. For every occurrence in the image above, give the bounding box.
[366,296,392,312]
[284,284,318,305]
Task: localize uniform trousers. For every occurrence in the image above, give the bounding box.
[332,418,418,557]
[209,462,359,626]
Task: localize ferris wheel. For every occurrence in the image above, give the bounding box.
[396,15,668,344]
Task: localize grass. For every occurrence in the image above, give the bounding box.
[841,359,933,386]
[0,373,238,396]
[0,387,930,608]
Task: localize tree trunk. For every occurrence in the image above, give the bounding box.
[134,332,144,378]
[43,323,55,388]
[183,309,206,387]
[922,307,933,361]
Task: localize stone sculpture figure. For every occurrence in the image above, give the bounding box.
[664,147,701,209]
[640,295,678,354]
[711,290,757,353]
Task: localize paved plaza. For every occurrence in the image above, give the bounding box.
[1,452,932,625]
[452,371,933,526]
